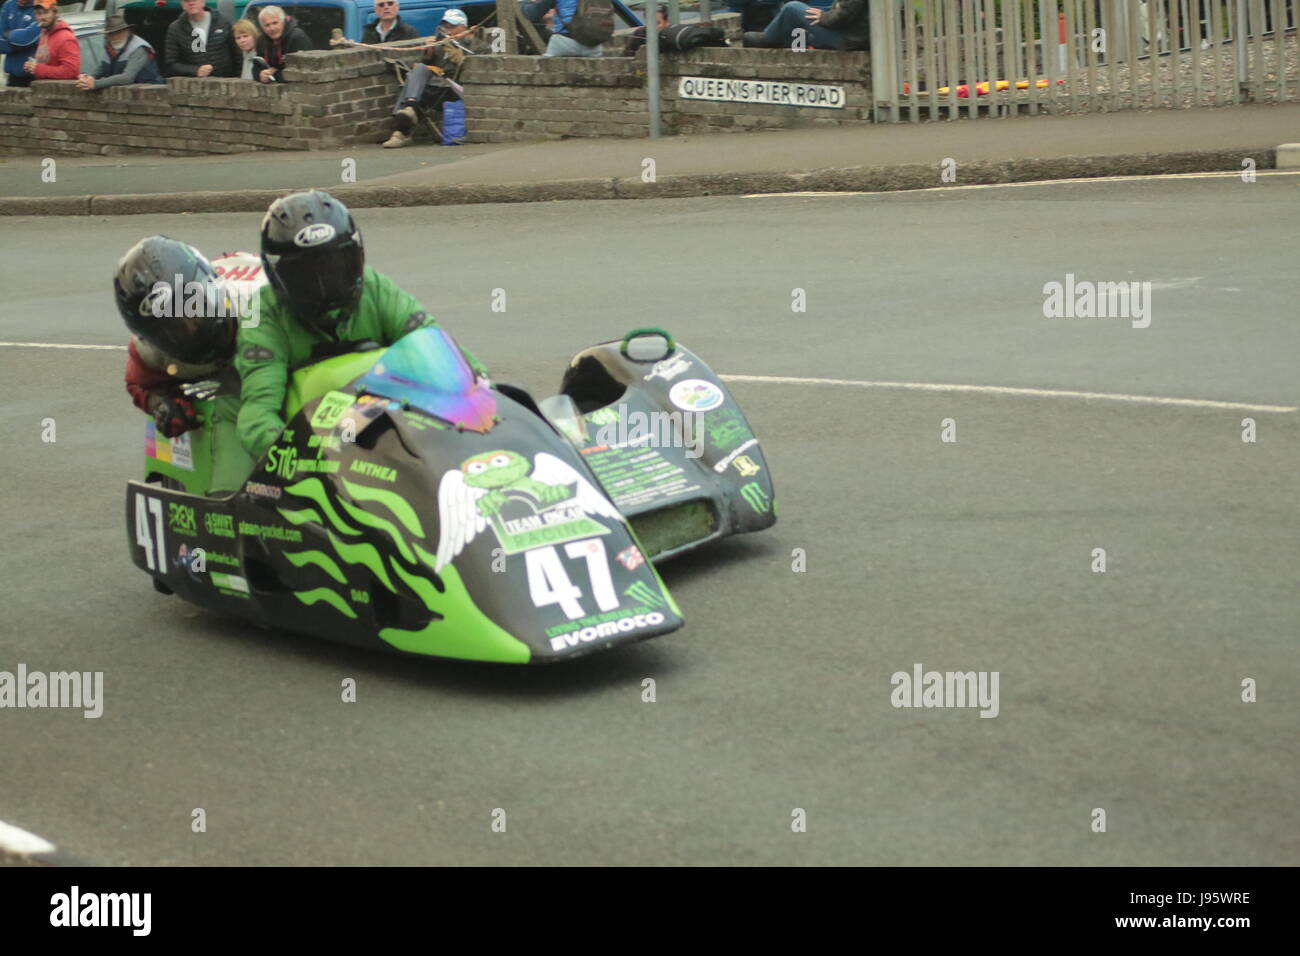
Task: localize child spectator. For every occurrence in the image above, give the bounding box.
[232,18,263,81]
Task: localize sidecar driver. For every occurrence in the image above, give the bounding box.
[236,190,489,462]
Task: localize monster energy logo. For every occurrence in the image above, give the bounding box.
[623,581,666,609]
[740,482,771,514]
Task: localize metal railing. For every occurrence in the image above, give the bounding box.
[870,0,1299,120]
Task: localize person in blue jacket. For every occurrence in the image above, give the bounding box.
[523,0,603,57]
[0,0,41,88]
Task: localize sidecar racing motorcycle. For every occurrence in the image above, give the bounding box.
[126,328,776,663]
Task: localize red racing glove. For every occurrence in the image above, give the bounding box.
[152,393,201,438]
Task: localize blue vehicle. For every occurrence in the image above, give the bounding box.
[240,0,644,50]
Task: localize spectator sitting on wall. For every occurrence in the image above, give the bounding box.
[626,9,727,56]
[728,0,781,32]
[22,0,78,80]
[0,0,41,89]
[75,13,164,89]
[746,0,869,51]
[165,0,238,78]
[362,0,419,44]
[524,0,603,58]
[232,18,266,80]
[624,7,667,56]
[255,5,311,83]
[434,8,485,60]
[381,8,482,149]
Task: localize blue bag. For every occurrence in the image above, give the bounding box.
[441,99,466,145]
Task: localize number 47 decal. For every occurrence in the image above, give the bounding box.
[526,538,619,621]
[135,493,166,571]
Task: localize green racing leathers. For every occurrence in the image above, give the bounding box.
[236,266,488,462]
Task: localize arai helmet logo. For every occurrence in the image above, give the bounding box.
[140,282,171,317]
[294,223,336,247]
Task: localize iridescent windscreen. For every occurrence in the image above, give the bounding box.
[356,327,497,431]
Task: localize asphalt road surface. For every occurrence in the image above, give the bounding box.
[1,175,1296,865]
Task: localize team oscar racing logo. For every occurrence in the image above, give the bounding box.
[434,451,621,572]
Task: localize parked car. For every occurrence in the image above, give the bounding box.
[62,0,118,38]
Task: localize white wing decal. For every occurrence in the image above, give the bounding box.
[434,469,488,572]
[530,452,623,522]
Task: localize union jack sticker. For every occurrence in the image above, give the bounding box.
[616,545,645,571]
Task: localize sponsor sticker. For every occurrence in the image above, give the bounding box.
[624,580,666,609]
[616,544,645,571]
[210,572,250,596]
[204,512,236,538]
[238,521,303,542]
[170,431,193,471]
[168,502,197,535]
[434,451,622,571]
[643,355,693,383]
[713,437,760,474]
[705,408,752,450]
[266,447,341,481]
[549,611,665,652]
[145,421,194,471]
[174,543,204,574]
[350,460,397,482]
[740,482,771,514]
[310,391,353,431]
[669,379,724,413]
[244,481,282,500]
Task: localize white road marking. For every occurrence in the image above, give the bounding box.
[0,819,57,856]
[718,374,1298,414]
[1147,277,1202,290]
[0,341,126,350]
[742,169,1300,199]
[1,341,1291,413]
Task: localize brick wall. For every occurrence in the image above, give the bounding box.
[0,46,871,157]
[460,49,871,141]
[0,49,397,157]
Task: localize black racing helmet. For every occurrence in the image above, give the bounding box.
[113,236,237,366]
[260,190,364,330]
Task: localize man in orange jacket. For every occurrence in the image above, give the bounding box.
[23,0,78,79]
